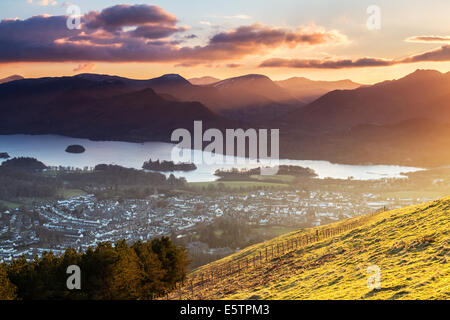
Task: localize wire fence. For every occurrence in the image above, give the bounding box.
[168,207,387,300]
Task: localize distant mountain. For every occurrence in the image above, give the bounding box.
[0,75,235,142]
[188,76,221,86]
[212,74,297,105]
[276,77,360,103]
[280,118,450,167]
[204,74,302,121]
[0,75,24,84]
[70,73,303,122]
[283,69,450,133]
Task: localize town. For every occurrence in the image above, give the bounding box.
[0,186,435,267]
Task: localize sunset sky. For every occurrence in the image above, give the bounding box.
[1,0,449,84]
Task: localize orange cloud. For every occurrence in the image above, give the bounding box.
[406,36,450,43]
[73,63,96,72]
[259,46,450,69]
[0,5,346,64]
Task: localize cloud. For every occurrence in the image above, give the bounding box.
[260,57,394,69]
[224,14,251,19]
[0,5,346,64]
[406,35,450,44]
[209,23,346,48]
[39,0,58,5]
[130,24,187,39]
[226,63,242,68]
[28,0,58,6]
[73,62,96,72]
[84,4,178,31]
[402,45,450,63]
[259,45,450,69]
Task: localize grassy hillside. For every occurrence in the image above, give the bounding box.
[174,197,449,300]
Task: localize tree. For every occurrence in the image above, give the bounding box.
[0,264,16,300]
[109,240,144,300]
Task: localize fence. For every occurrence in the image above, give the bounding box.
[168,207,387,300]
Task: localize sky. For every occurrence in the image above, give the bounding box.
[0,0,449,84]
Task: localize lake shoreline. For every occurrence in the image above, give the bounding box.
[0,134,424,182]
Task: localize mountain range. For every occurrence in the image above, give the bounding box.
[0,75,23,84]
[188,76,221,86]
[0,75,235,142]
[283,69,450,133]
[276,77,361,103]
[0,69,449,167]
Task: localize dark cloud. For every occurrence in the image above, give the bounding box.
[402,45,450,62]
[226,63,242,68]
[210,23,344,47]
[131,25,186,39]
[259,46,450,69]
[84,4,177,31]
[260,57,394,69]
[0,5,344,64]
[406,36,450,43]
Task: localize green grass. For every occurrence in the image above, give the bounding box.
[176,197,450,300]
[381,190,448,200]
[188,181,288,190]
[0,200,21,209]
[250,175,296,183]
[60,188,87,199]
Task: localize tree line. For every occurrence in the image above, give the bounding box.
[0,237,189,300]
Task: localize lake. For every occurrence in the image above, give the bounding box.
[0,135,423,182]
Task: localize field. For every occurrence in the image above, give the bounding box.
[188,181,289,190]
[250,175,296,183]
[380,190,449,200]
[0,200,21,209]
[174,197,450,300]
[60,188,87,199]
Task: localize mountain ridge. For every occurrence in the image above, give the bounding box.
[282,69,450,132]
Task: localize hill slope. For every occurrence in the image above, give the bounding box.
[284,69,450,132]
[176,197,450,300]
[0,75,23,84]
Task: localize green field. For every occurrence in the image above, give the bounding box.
[0,200,21,209]
[188,181,288,190]
[250,174,296,183]
[380,190,447,200]
[60,188,87,199]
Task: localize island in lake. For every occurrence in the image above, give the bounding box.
[0,152,10,159]
[1,157,47,172]
[142,159,197,172]
[65,145,86,154]
[214,165,318,180]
